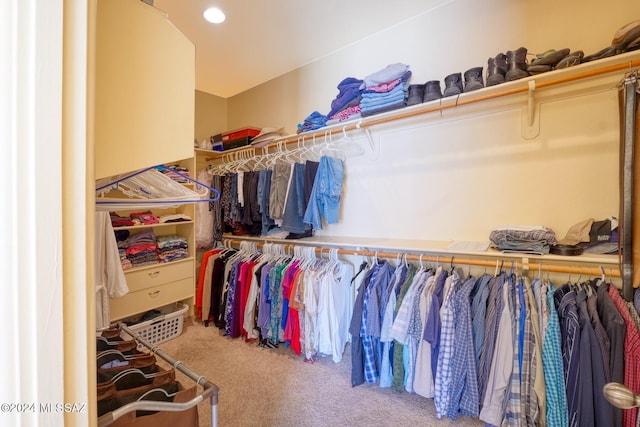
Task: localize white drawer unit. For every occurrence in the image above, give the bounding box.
[110,277,194,321]
[124,259,194,293]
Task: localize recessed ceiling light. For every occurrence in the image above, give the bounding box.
[203,7,225,24]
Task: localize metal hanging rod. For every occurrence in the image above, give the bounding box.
[221,238,621,279]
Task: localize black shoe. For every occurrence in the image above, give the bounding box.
[486,53,507,86]
[443,73,463,97]
[423,80,443,102]
[505,47,529,81]
[463,66,484,92]
[527,64,552,75]
[530,48,570,67]
[407,84,425,106]
[555,50,584,68]
[582,44,623,63]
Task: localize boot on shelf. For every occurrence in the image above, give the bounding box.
[407,84,425,106]
[463,66,484,92]
[505,47,529,81]
[443,72,463,97]
[486,53,507,87]
[423,80,443,102]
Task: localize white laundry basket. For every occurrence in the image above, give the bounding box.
[123,302,188,350]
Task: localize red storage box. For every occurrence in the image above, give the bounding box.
[222,127,260,143]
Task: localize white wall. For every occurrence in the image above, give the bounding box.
[324,79,620,242]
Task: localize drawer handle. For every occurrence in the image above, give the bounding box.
[148,271,161,278]
[148,290,160,298]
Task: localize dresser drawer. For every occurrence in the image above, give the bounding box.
[109,277,194,321]
[124,259,194,292]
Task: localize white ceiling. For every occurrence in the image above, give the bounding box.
[152,0,445,98]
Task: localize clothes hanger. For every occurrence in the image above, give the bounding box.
[96,164,221,209]
[137,385,180,402]
[317,127,364,160]
[109,368,167,386]
[97,350,151,368]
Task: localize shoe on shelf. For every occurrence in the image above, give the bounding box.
[423,80,443,102]
[486,53,508,87]
[505,47,530,81]
[407,84,425,106]
[582,43,625,62]
[555,50,584,68]
[530,48,570,67]
[527,64,552,75]
[583,45,615,62]
[443,73,463,97]
[463,66,484,92]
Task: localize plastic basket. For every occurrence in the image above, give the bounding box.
[122,303,188,350]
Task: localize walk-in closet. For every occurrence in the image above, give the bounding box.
[6,0,640,426]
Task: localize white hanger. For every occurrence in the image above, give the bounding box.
[319,127,365,160]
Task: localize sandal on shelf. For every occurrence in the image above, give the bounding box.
[527,64,552,75]
[527,48,570,75]
[582,44,625,62]
[530,48,570,67]
[554,50,584,69]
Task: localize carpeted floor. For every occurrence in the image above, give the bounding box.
[157,316,484,427]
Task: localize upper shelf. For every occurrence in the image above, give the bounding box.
[222,233,619,266]
[200,50,640,160]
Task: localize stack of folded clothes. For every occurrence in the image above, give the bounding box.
[114,230,132,270]
[110,212,135,227]
[325,77,363,126]
[130,210,160,225]
[158,213,192,223]
[489,225,558,255]
[159,164,190,183]
[250,127,286,148]
[124,229,159,267]
[360,63,411,117]
[156,234,189,263]
[297,111,328,134]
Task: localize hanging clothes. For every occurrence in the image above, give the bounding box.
[95,211,129,329]
[194,169,215,248]
[199,243,355,363]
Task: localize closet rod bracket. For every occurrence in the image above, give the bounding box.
[521,80,541,140]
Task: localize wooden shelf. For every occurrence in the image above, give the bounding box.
[222,234,620,278]
[114,220,194,232]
